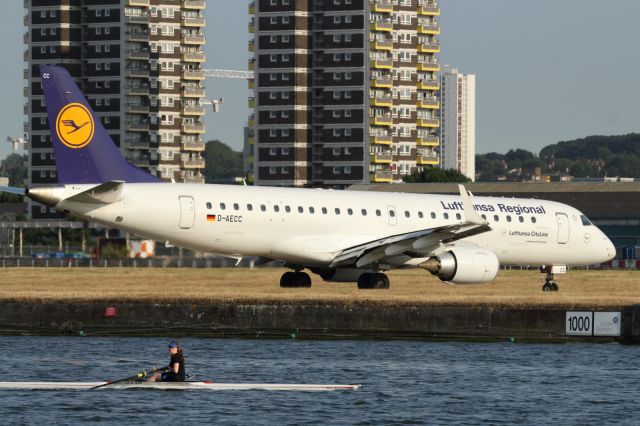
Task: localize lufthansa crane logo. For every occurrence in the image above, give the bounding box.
[55,103,95,149]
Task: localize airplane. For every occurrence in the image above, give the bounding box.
[0,66,616,291]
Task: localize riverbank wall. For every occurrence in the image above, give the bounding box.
[2,301,639,343]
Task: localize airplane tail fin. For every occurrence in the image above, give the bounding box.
[40,65,158,184]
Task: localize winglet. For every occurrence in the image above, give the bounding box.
[458,184,486,225]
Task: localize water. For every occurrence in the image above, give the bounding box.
[1,336,639,425]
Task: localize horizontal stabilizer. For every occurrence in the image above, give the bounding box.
[64,181,124,204]
[0,186,26,196]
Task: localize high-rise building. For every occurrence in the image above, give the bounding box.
[440,67,475,181]
[24,0,206,218]
[248,0,440,187]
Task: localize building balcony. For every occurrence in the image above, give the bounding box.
[370,171,393,183]
[128,0,150,6]
[371,96,392,107]
[370,135,393,145]
[131,158,150,167]
[248,59,255,70]
[182,158,206,168]
[417,99,440,109]
[371,116,392,126]
[182,0,205,9]
[370,59,393,69]
[370,22,393,32]
[182,105,205,116]
[248,115,255,127]
[248,79,254,89]
[125,68,150,78]
[182,34,205,45]
[126,50,150,60]
[369,40,393,51]
[370,151,392,164]
[371,0,392,13]
[182,88,205,98]
[248,97,255,108]
[416,136,439,147]
[181,141,205,151]
[249,2,255,14]
[417,62,440,72]
[182,123,205,134]
[125,86,150,95]
[183,174,205,183]
[417,42,440,53]
[125,14,149,24]
[126,104,150,114]
[182,17,206,27]
[370,77,392,88]
[417,118,440,128]
[249,23,255,33]
[416,154,440,165]
[182,70,205,80]
[126,31,149,42]
[247,136,255,145]
[127,140,150,150]
[417,80,440,91]
[417,4,440,16]
[418,23,440,35]
[125,122,150,132]
[248,40,255,51]
[182,52,205,62]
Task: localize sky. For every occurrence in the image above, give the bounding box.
[1,0,639,161]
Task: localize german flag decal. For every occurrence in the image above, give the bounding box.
[206,214,216,222]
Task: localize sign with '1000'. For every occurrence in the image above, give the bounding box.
[566,311,621,336]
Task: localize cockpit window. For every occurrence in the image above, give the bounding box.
[580,215,593,226]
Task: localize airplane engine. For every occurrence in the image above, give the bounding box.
[419,247,500,284]
[314,268,367,283]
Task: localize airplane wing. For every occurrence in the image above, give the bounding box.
[329,185,491,268]
[0,186,26,196]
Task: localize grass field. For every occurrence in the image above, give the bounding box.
[1,267,639,308]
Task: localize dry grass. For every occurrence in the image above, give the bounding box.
[0,267,639,308]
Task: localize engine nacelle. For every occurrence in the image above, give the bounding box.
[313,268,367,283]
[420,247,500,284]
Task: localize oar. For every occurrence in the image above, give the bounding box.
[89,366,167,390]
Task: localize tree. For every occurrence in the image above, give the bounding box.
[0,153,28,187]
[403,168,471,183]
[201,140,243,183]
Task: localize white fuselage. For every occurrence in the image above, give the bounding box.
[54,183,615,269]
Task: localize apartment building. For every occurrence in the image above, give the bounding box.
[440,67,475,181]
[24,0,206,218]
[248,0,440,187]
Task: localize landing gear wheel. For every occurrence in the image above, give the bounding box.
[280,271,312,288]
[370,273,390,289]
[551,282,559,291]
[280,271,295,288]
[540,266,561,292]
[296,272,312,288]
[542,282,553,292]
[357,273,373,289]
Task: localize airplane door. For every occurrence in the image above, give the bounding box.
[387,206,397,226]
[556,213,570,244]
[179,196,195,229]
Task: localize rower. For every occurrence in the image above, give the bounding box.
[147,341,186,382]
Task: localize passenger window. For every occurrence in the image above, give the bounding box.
[389,210,395,217]
[335,208,340,215]
[376,209,381,216]
[274,205,280,212]
[531,217,536,224]
[309,207,315,214]
[260,204,266,212]
[481,214,487,220]
[361,209,367,216]
[220,202,226,210]
[285,206,291,213]
[298,206,304,213]
[455,213,461,220]
[206,202,212,209]
[247,204,253,211]
[233,203,239,210]
[404,211,410,218]
[494,215,499,222]
[507,216,512,222]
[322,207,327,214]
[443,213,449,220]
[418,212,423,219]
[430,212,436,219]
[347,208,353,215]
[519,216,524,223]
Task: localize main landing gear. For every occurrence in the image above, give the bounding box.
[280,271,312,288]
[540,266,560,292]
[357,272,390,289]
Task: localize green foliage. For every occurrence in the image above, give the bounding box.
[201,140,244,183]
[403,168,471,183]
[0,154,28,187]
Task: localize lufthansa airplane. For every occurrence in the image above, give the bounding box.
[0,66,615,291]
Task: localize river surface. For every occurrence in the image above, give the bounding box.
[1,336,638,424]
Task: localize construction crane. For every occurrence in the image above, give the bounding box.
[201,69,254,113]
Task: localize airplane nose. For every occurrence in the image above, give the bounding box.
[604,237,616,261]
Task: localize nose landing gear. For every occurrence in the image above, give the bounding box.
[540,265,565,292]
